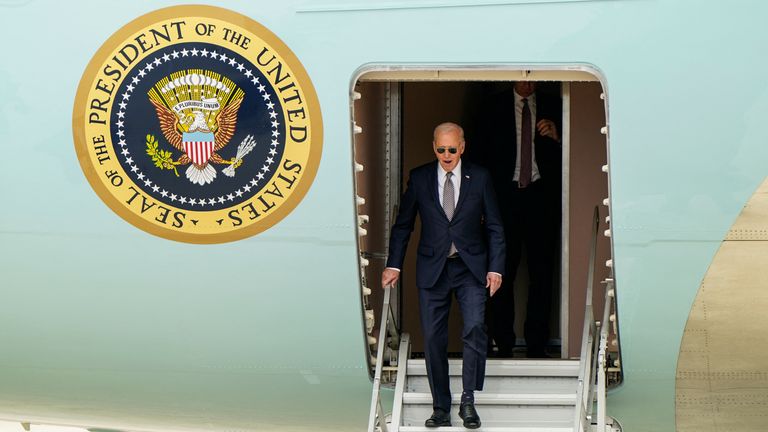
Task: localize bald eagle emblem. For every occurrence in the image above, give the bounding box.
[146,70,256,185]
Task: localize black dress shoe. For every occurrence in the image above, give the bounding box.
[425,408,451,428]
[458,402,481,429]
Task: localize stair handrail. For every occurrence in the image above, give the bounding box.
[575,206,622,432]
[596,277,615,431]
[367,285,400,432]
[574,207,601,431]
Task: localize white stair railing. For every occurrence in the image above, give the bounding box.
[574,207,600,431]
[389,332,410,432]
[574,207,621,432]
[367,286,401,432]
[597,278,614,431]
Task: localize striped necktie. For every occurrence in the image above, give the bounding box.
[443,171,457,256]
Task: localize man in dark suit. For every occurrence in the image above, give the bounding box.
[478,81,562,358]
[382,122,505,429]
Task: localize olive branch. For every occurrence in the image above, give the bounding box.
[145,134,180,177]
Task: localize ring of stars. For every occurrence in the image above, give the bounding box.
[114,45,283,208]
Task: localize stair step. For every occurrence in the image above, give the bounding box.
[407,359,579,377]
[407,375,577,394]
[403,392,576,406]
[399,358,580,429]
[399,427,573,432]
[401,404,574,427]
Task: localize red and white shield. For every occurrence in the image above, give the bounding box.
[182,132,215,166]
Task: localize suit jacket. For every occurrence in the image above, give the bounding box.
[386,160,505,288]
[479,88,563,196]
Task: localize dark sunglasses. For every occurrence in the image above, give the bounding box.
[436,147,458,154]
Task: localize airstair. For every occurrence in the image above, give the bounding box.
[367,208,621,432]
[398,356,580,431]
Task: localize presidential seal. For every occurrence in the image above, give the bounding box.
[73,5,322,243]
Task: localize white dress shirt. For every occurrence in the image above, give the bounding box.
[437,159,461,208]
[513,90,541,183]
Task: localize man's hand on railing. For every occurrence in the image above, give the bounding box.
[381,268,400,289]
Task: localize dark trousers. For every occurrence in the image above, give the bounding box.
[488,179,557,356]
[418,257,487,411]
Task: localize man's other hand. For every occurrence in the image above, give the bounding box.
[486,272,502,296]
[536,119,560,142]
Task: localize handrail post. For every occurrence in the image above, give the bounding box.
[367,286,393,432]
[597,344,607,431]
[573,207,601,431]
[573,305,594,431]
[597,282,614,431]
[574,207,621,432]
[390,333,411,431]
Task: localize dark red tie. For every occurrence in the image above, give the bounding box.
[519,97,532,188]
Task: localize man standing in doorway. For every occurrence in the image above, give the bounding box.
[382,122,505,429]
[480,81,562,358]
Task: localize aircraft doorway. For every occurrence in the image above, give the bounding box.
[353,69,611,365]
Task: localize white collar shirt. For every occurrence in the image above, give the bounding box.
[437,159,461,208]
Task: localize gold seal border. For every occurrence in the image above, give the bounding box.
[72,5,323,244]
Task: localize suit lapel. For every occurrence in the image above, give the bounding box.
[428,161,447,219]
[454,161,472,217]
